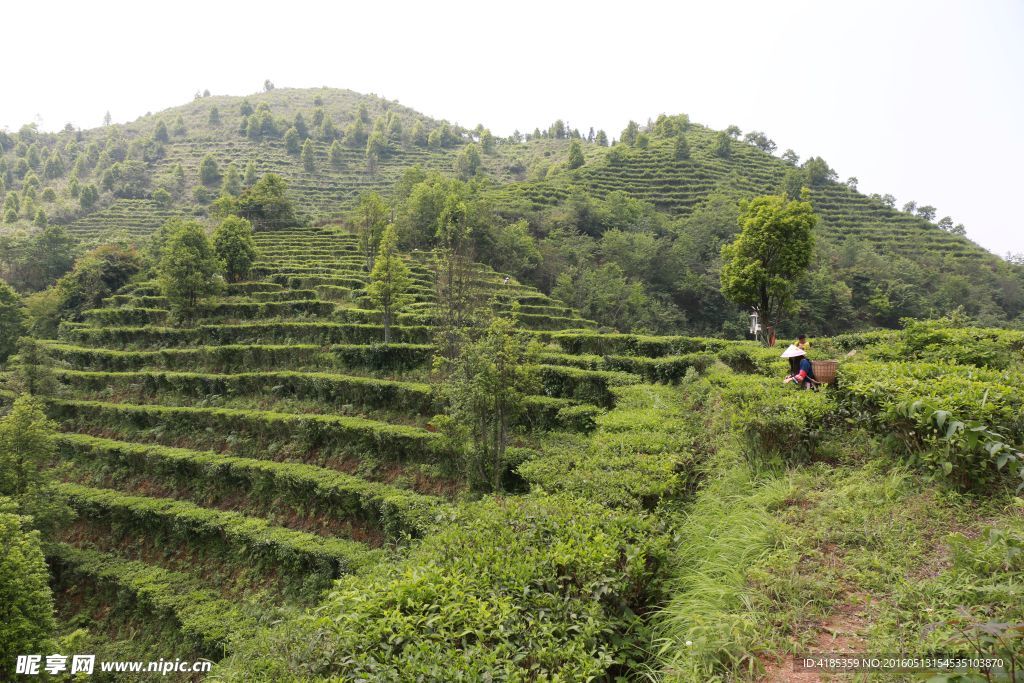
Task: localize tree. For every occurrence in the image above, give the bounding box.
[199,153,221,186]
[620,120,639,146]
[916,205,937,221]
[781,149,800,165]
[846,177,858,191]
[172,114,186,136]
[154,120,170,143]
[243,159,257,186]
[0,280,24,362]
[724,125,742,139]
[213,216,257,282]
[301,138,316,172]
[103,110,112,126]
[674,134,690,160]
[328,140,345,168]
[240,99,254,117]
[293,112,308,138]
[319,115,337,140]
[284,127,301,154]
[713,131,731,157]
[352,192,389,270]
[479,128,495,153]
[456,143,482,180]
[365,131,387,168]
[221,161,242,197]
[902,200,917,214]
[229,173,297,229]
[367,224,413,343]
[157,220,223,316]
[595,129,609,146]
[743,131,776,153]
[208,106,220,125]
[937,216,954,231]
[79,183,98,209]
[42,152,64,179]
[264,79,275,92]
[803,156,836,185]
[0,502,57,667]
[434,316,538,491]
[720,192,818,343]
[566,139,584,170]
[410,120,427,147]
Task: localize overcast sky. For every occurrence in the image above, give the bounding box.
[4,0,1022,255]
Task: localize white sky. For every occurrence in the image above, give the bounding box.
[4,0,1022,255]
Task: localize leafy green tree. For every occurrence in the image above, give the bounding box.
[367,224,413,343]
[319,115,337,140]
[41,187,56,202]
[357,103,370,123]
[311,107,325,128]
[33,208,46,227]
[352,192,389,270]
[635,132,650,149]
[199,153,221,186]
[456,143,482,180]
[479,128,495,153]
[301,138,316,172]
[345,119,368,148]
[157,220,223,316]
[213,216,257,282]
[229,173,297,229]
[79,183,99,209]
[152,187,172,207]
[172,114,186,136]
[713,131,731,157]
[566,139,584,169]
[293,112,308,138]
[366,131,387,161]
[328,140,345,168]
[42,152,64,179]
[724,125,742,139]
[937,216,954,231]
[434,316,538,491]
[221,161,242,196]
[720,192,818,340]
[916,205,937,221]
[781,149,799,165]
[208,106,220,125]
[0,501,57,666]
[0,395,72,533]
[620,120,639,146]
[902,200,917,214]
[743,130,776,153]
[674,134,690,160]
[240,99,254,116]
[284,126,301,154]
[154,119,170,142]
[0,280,24,362]
[803,156,836,185]
[243,159,257,187]
[410,120,427,147]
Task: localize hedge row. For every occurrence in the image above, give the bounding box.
[521,396,605,432]
[47,398,442,463]
[57,482,381,584]
[604,353,715,383]
[56,433,447,538]
[251,289,318,302]
[537,364,640,407]
[43,342,434,373]
[55,369,435,414]
[226,281,283,294]
[47,542,248,658]
[60,321,434,348]
[83,307,169,326]
[552,332,731,357]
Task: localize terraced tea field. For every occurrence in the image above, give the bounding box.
[27,226,685,666]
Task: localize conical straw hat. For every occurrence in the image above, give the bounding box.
[780,344,806,358]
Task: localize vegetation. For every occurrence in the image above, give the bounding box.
[1,88,1022,682]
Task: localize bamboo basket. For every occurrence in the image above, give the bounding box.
[812,360,838,385]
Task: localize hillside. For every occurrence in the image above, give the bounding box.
[2,87,1021,337]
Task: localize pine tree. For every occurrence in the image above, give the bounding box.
[284,127,301,154]
[674,134,690,160]
[172,114,186,136]
[367,224,413,343]
[328,140,345,168]
[293,112,308,138]
[199,154,221,186]
[566,139,584,169]
[301,138,315,172]
[320,115,337,140]
[208,107,220,125]
[221,162,242,196]
[243,160,257,187]
[154,120,170,143]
